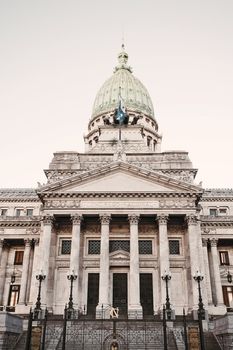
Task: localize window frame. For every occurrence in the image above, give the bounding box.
[168,239,181,255]
[14,251,24,265]
[60,239,72,255]
[219,251,230,265]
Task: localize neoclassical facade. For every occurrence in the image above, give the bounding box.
[0,48,233,322]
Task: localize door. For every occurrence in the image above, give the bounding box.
[113,273,128,317]
[87,273,99,317]
[140,273,154,317]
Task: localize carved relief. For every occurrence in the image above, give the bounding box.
[81,201,159,209]
[45,200,80,209]
[159,199,195,208]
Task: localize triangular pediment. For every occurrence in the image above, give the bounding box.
[38,161,201,195]
[110,250,130,259]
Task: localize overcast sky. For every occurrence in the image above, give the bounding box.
[0,0,233,189]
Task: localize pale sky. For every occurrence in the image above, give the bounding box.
[0,0,233,188]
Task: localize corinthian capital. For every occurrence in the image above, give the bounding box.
[100,214,111,225]
[210,238,218,247]
[128,214,140,225]
[157,214,169,225]
[71,214,82,225]
[186,214,198,225]
[42,214,53,225]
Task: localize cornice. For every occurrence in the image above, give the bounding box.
[0,216,42,228]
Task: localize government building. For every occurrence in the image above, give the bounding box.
[0,47,233,349]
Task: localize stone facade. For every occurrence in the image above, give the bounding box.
[0,48,232,331]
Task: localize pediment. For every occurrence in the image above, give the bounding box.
[110,250,130,259]
[39,162,201,195]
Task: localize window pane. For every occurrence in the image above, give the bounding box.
[26,209,33,216]
[61,240,71,254]
[14,251,24,265]
[169,240,180,255]
[109,240,130,253]
[139,240,152,254]
[210,209,217,216]
[219,251,229,265]
[88,240,101,254]
[1,209,7,216]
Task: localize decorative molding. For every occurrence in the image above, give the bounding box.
[159,199,195,208]
[157,214,168,225]
[128,214,140,225]
[100,214,111,225]
[26,228,40,235]
[81,201,159,209]
[44,199,80,209]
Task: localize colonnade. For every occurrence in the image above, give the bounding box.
[0,213,226,316]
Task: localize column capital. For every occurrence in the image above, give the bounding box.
[42,214,54,225]
[24,238,33,247]
[100,213,111,225]
[71,214,82,225]
[157,214,168,225]
[0,239,4,248]
[210,238,218,247]
[128,214,140,225]
[33,238,40,246]
[186,214,198,225]
[202,238,209,247]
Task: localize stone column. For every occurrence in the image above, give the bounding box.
[202,238,213,305]
[29,238,40,305]
[187,214,200,309]
[18,239,32,304]
[210,238,224,306]
[70,214,82,307]
[0,239,4,264]
[96,214,111,318]
[0,242,9,305]
[157,214,170,306]
[128,214,142,319]
[39,215,53,307]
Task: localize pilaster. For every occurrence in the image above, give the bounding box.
[70,214,82,307]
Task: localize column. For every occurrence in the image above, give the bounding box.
[96,213,111,317]
[39,215,53,307]
[0,239,3,262]
[0,242,9,305]
[210,238,224,306]
[187,214,200,309]
[128,214,142,319]
[70,214,82,307]
[18,239,32,304]
[202,238,213,305]
[29,238,40,305]
[157,214,170,306]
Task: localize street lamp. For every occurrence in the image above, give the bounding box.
[35,270,46,311]
[193,270,206,350]
[227,270,232,284]
[161,270,172,320]
[11,270,16,284]
[67,270,77,313]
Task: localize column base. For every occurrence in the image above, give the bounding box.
[96,304,110,319]
[128,305,143,319]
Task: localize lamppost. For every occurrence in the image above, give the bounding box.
[11,270,16,284]
[35,270,46,312]
[67,270,77,316]
[193,271,206,350]
[161,270,172,320]
[227,270,232,283]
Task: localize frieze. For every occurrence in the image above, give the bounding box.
[81,201,160,209]
[45,199,81,209]
[159,199,195,208]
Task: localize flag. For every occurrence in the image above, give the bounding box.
[116,89,126,124]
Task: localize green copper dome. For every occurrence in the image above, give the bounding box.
[91,46,155,119]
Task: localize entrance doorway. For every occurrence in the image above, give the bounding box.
[140,273,154,317]
[113,273,127,317]
[87,273,99,317]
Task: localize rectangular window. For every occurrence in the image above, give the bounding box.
[169,240,180,255]
[109,240,130,253]
[61,240,71,255]
[14,251,24,265]
[219,251,229,265]
[0,209,7,216]
[15,209,23,217]
[223,286,233,307]
[139,240,152,254]
[88,240,101,254]
[8,285,20,307]
[219,208,227,215]
[26,209,33,216]
[209,209,217,216]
